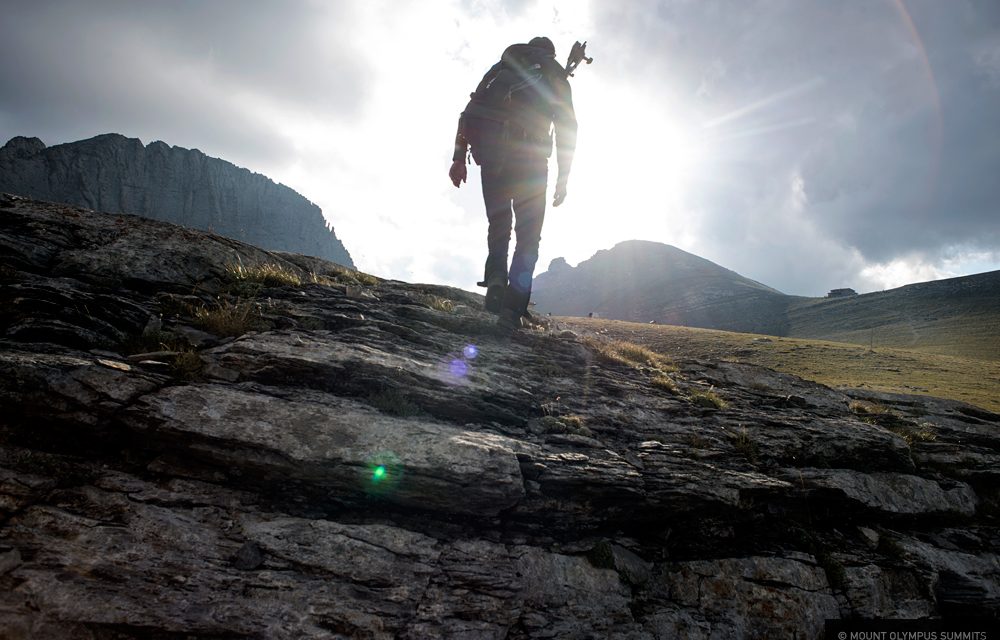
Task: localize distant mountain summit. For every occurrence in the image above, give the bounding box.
[533,240,1000,360]
[0,134,354,267]
[533,240,795,335]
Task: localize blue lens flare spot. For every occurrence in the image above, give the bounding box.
[450,359,469,377]
[463,344,479,359]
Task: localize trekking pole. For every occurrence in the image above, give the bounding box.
[565,41,593,78]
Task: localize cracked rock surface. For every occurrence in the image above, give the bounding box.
[1,194,998,638]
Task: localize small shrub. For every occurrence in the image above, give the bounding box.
[691,389,727,409]
[748,381,773,393]
[886,423,937,447]
[651,374,680,395]
[157,295,199,318]
[732,427,759,462]
[876,535,907,561]
[685,433,709,449]
[367,390,423,417]
[170,350,204,380]
[815,548,847,592]
[537,414,593,437]
[424,295,455,313]
[194,299,267,337]
[122,328,188,355]
[849,400,891,415]
[320,265,379,286]
[226,262,302,287]
[587,540,615,570]
[539,362,565,378]
[297,316,326,330]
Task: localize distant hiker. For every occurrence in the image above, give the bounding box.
[588,312,593,318]
[450,36,580,331]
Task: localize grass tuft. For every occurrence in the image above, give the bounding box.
[226,262,302,287]
[170,350,204,380]
[583,337,674,371]
[732,426,759,462]
[424,295,455,313]
[193,299,267,337]
[850,400,937,445]
[691,389,727,409]
[651,374,680,395]
[314,265,379,287]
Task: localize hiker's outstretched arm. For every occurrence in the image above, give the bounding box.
[450,115,468,187]
[452,114,468,164]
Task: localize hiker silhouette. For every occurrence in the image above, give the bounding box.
[450,36,578,331]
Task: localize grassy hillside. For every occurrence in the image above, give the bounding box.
[559,317,1000,413]
[786,271,1000,361]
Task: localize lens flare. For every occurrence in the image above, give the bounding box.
[365,452,402,496]
[450,358,469,377]
[463,344,479,359]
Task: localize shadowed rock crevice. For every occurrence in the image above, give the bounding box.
[1,195,998,638]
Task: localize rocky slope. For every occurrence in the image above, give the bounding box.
[0,134,354,267]
[1,194,998,638]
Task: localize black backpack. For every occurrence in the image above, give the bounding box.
[474,44,557,111]
[463,43,563,144]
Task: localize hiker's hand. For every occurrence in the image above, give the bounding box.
[553,181,568,207]
[449,160,467,188]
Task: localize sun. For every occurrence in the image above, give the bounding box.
[547,76,707,259]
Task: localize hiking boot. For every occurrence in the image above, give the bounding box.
[484,284,505,314]
[496,307,522,333]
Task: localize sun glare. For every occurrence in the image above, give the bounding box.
[554,77,707,258]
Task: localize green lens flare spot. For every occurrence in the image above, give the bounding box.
[364,451,401,496]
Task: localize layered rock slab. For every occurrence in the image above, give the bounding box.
[1,196,998,638]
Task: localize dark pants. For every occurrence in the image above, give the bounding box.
[480,149,548,316]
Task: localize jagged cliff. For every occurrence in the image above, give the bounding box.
[1,195,998,638]
[0,134,354,267]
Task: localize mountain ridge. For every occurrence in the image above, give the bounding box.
[0,133,354,267]
[533,240,1000,360]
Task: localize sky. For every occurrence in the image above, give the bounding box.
[1,0,999,296]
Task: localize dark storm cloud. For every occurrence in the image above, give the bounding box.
[591,0,1000,289]
[0,0,369,167]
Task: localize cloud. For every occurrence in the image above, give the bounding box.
[583,0,1000,293]
[0,0,369,169]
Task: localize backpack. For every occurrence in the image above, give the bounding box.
[461,43,564,157]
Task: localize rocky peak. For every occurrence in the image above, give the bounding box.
[546,256,572,273]
[0,133,354,268]
[1,194,998,637]
[0,135,45,158]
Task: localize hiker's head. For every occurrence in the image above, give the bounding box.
[528,36,556,57]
